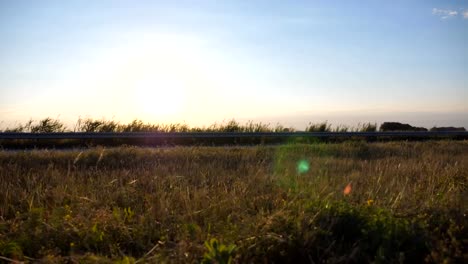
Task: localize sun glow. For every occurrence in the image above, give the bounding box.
[126,35,199,119]
[85,33,218,121]
[134,74,186,117]
[77,32,262,124]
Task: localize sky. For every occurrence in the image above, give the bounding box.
[1,0,467,129]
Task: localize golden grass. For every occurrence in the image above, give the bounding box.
[0,141,466,263]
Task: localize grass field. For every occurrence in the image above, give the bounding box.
[0,141,467,263]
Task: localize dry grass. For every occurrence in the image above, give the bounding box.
[0,141,467,263]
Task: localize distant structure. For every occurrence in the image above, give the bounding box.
[380,122,428,132]
[430,127,466,132]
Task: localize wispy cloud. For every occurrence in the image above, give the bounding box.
[463,10,468,19]
[432,8,458,19]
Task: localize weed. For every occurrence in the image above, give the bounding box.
[202,238,236,264]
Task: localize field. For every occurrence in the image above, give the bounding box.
[0,141,467,263]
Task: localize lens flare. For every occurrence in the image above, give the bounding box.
[343,183,352,195]
[297,160,310,174]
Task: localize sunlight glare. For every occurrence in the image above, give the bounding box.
[134,74,186,117]
[121,34,206,119]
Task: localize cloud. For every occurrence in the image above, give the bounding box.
[432,8,458,19]
[463,10,468,19]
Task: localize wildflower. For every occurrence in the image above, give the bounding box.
[367,199,374,206]
[64,214,71,221]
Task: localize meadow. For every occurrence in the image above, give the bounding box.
[0,141,467,263]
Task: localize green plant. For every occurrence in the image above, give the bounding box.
[202,238,236,264]
[0,241,23,259]
[115,256,136,264]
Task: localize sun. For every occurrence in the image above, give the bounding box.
[125,36,196,119]
[91,33,217,121]
[134,74,186,118]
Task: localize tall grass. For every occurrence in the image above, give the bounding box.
[306,121,377,132]
[2,118,381,133]
[0,141,466,262]
[3,118,66,133]
[3,118,289,133]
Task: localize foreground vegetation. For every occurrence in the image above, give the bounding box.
[0,141,467,263]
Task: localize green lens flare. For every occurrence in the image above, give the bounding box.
[297,160,309,174]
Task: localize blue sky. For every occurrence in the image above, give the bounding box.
[1,0,467,129]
